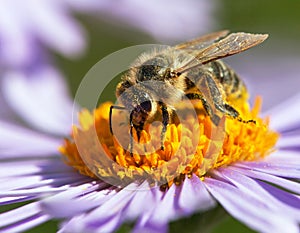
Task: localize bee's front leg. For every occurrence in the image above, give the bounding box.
[129,112,134,156]
[160,103,170,151]
[129,112,145,156]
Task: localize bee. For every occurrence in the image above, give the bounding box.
[109,30,268,153]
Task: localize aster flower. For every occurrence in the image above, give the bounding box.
[0,58,300,233]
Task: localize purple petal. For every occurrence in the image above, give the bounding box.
[85,213,124,233]
[0,172,87,205]
[59,183,139,233]
[0,172,87,198]
[123,182,163,221]
[216,168,300,220]
[133,185,178,233]
[0,121,62,158]
[230,166,300,194]
[204,178,299,233]
[0,174,79,192]
[2,67,76,136]
[0,214,50,233]
[265,150,300,165]
[133,220,168,233]
[264,93,300,133]
[143,184,180,221]
[0,1,33,67]
[234,161,300,178]
[134,176,217,233]
[277,134,300,149]
[0,202,44,228]
[91,0,215,42]
[59,213,123,233]
[257,180,300,210]
[178,174,216,214]
[41,182,114,218]
[0,87,19,123]
[0,161,87,204]
[0,159,72,178]
[0,186,68,198]
[0,213,49,233]
[64,0,109,12]
[0,196,36,206]
[25,1,86,57]
[231,56,300,112]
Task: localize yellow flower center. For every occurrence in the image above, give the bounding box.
[60,97,278,188]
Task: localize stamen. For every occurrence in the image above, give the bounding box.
[60,97,279,188]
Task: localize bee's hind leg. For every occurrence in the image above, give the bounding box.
[224,103,256,124]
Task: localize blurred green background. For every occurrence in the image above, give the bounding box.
[3,0,299,232]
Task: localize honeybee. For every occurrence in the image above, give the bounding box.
[109,30,268,153]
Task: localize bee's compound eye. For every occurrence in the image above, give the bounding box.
[140,100,152,112]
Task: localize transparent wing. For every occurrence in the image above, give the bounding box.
[175,32,268,74]
[174,30,229,51]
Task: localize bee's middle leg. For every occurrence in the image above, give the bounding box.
[185,93,221,125]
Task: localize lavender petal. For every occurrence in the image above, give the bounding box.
[0,196,36,206]
[133,185,179,233]
[234,162,300,178]
[41,182,115,218]
[204,178,299,233]
[265,150,300,164]
[88,0,215,42]
[216,168,300,220]
[265,93,300,133]
[257,180,300,210]
[2,68,76,136]
[26,0,86,57]
[277,134,300,149]
[0,159,72,178]
[0,202,41,228]
[178,174,216,214]
[58,183,139,233]
[0,121,62,158]
[230,166,300,194]
[0,1,32,67]
[123,182,163,221]
[0,213,50,233]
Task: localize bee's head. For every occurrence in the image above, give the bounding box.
[131,92,153,127]
[118,84,156,127]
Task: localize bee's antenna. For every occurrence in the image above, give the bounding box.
[109,105,126,134]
